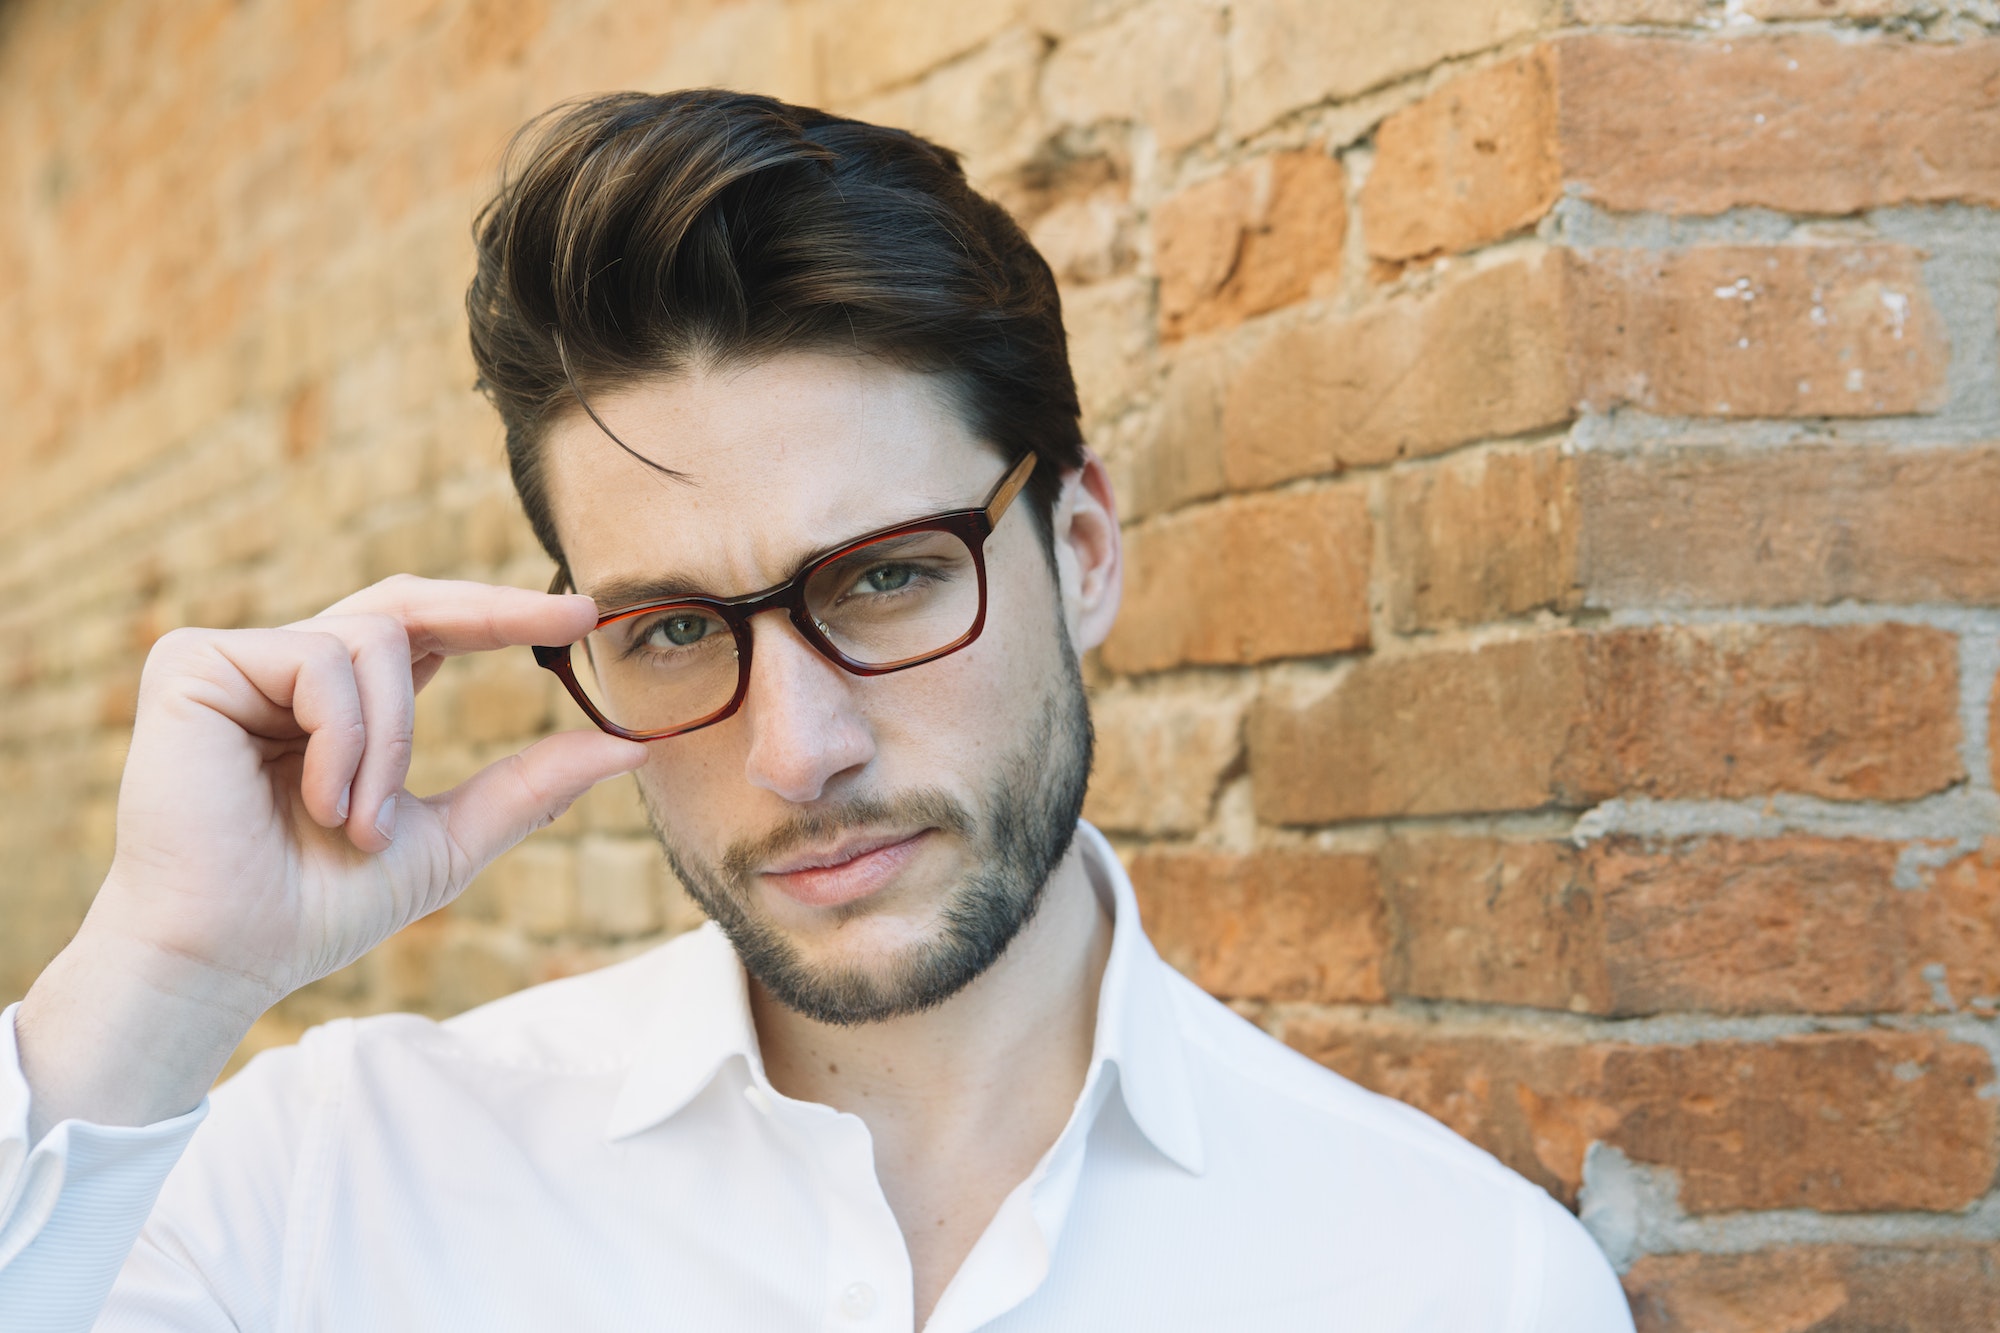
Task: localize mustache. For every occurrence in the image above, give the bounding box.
[717,789,976,884]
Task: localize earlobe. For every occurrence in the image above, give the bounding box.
[1055,451,1123,655]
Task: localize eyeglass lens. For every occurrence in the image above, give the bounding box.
[570,526,983,734]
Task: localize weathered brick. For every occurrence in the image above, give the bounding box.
[1379,836,1609,1013]
[1289,1015,1998,1211]
[1129,847,1386,1002]
[1251,623,1961,823]
[1226,0,1552,138]
[1223,252,1573,490]
[1384,442,1578,631]
[1741,0,1918,13]
[1379,35,2000,221]
[1579,444,2000,610]
[851,26,1044,172]
[1104,484,1370,673]
[1384,834,2000,1016]
[1606,1034,1997,1213]
[1571,245,1947,419]
[1062,274,1153,421]
[1563,0,1702,19]
[1109,340,1229,522]
[1364,49,1561,264]
[1040,0,1226,154]
[814,0,1025,104]
[484,836,578,939]
[452,654,556,743]
[1626,1246,2000,1333]
[575,836,666,939]
[1559,32,2000,215]
[1153,150,1346,341]
[1083,685,1244,835]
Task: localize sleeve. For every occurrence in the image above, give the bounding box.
[1531,1194,1636,1333]
[0,1002,208,1332]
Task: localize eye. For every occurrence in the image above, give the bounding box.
[861,564,916,594]
[643,614,711,647]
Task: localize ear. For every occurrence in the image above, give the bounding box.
[1050,449,1122,654]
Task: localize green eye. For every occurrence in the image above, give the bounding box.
[647,615,710,647]
[862,565,915,593]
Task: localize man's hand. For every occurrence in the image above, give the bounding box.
[13,576,648,1141]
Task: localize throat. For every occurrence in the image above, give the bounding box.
[750,846,1113,1324]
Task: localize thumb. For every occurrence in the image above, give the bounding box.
[431,730,650,880]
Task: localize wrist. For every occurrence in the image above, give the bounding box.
[16,924,270,1142]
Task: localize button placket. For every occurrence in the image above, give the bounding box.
[802,1108,907,1329]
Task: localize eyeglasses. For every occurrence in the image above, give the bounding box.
[533,452,1038,740]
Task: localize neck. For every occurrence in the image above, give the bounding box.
[749,837,1114,1326]
[750,838,1113,1133]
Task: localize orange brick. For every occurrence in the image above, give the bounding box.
[1384,834,2000,1016]
[1571,245,1946,419]
[1289,1016,1998,1211]
[1110,341,1229,523]
[1379,836,1610,1013]
[1153,150,1346,341]
[1366,35,2000,239]
[1128,847,1387,1003]
[1364,49,1562,263]
[1626,1246,2000,1333]
[1605,1034,1997,1214]
[1226,0,1547,138]
[1250,624,1961,822]
[1579,444,2000,610]
[1039,0,1227,155]
[1564,0,1703,19]
[1103,484,1370,673]
[1223,252,1574,490]
[1384,442,1578,631]
[1083,686,1244,836]
[1559,32,2000,215]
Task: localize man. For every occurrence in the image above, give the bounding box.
[0,92,1631,1330]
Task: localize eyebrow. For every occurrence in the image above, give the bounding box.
[580,513,961,612]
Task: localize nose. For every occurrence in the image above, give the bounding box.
[737,611,876,804]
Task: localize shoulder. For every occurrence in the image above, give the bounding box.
[1158,969,1631,1330]
[208,926,712,1122]
[1164,967,1525,1192]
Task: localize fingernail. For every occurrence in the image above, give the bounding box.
[336,787,351,821]
[375,801,398,842]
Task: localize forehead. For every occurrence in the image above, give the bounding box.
[542,352,1001,599]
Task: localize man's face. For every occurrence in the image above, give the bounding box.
[541,352,1114,1024]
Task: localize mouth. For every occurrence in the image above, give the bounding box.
[759,829,934,909]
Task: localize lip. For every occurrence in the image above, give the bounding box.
[760,830,931,909]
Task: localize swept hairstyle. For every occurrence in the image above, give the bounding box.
[465,89,1086,564]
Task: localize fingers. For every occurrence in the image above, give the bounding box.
[149,620,417,847]
[315,574,599,661]
[154,628,365,829]
[431,731,650,881]
[311,616,416,849]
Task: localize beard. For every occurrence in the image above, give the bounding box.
[645,635,1095,1027]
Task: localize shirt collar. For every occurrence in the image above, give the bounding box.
[604,821,1205,1176]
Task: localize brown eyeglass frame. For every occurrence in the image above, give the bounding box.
[533,451,1039,741]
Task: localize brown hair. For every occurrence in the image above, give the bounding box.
[466,89,1085,563]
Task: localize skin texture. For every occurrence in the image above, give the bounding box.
[543,353,1124,1323]
[15,350,1125,1330]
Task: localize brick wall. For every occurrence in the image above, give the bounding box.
[6,0,2000,1322]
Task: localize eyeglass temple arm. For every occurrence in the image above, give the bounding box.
[985,452,1038,526]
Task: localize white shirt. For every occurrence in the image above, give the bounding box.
[0,824,1631,1331]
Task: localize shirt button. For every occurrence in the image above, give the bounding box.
[839,1282,876,1319]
